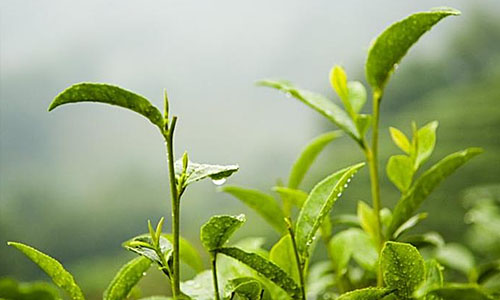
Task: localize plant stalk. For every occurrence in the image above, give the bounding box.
[286,218,307,300]
[211,254,221,300]
[164,116,181,298]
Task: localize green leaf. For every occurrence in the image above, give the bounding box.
[225,277,263,300]
[217,247,301,299]
[415,121,439,169]
[257,80,360,141]
[288,131,342,189]
[331,214,361,227]
[164,234,204,273]
[389,127,411,154]
[381,241,425,299]
[221,186,286,234]
[435,243,475,276]
[48,83,164,129]
[347,81,367,114]
[329,228,378,273]
[399,232,445,248]
[7,242,85,300]
[337,287,394,300]
[122,235,173,266]
[386,154,414,192]
[365,8,460,92]
[139,297,173,300]
[388,148,482,236]
[0,277,60,300]
[270,235,300,283]
[295,163,365,257]
[413,259,444,299]
[357,201,378,243]
[103,257,152,300]
[181,270,214,300]
[175,160,239,187]
[201,214,246,251]
[427,284,494,300]
[272,187,308,208]
[475,260,500,284]
[355,114,372,138]
[330,66,353,116]
[393,212,428,239]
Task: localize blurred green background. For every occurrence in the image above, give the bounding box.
[1,1,499,299]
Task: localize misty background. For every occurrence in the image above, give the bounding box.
[1,1,500,298]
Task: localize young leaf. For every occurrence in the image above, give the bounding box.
[357,201,378,243]
[221,186,286,234]
[164,234,204,273]
[435,243,475,276]
[329,228,378,273]
[225,277,263,300]
[347,81,367,113]
[389,127,411,154]
[200,214,246,251]
[295,162,365,257]
[122,235,173,266]
[336,287,394,300]
[175,160,239,188]
[48,83,164,129]
[427,284,494,300]
[330,66,353,116]
[366,8,460,92]
[257,80,360,141]
[388,148,482,236]
[386,154,414,192]
[272,187,308,208]
[331,214,361,227]
[288,131,342,189]
[355,114,372,138]
[217,247,301,299]
[392,212,428,239]
[7,242,85,300]
[270,235,300,283]
[415,121,438,169]
[103,257,152,300]
[380,241,425,299]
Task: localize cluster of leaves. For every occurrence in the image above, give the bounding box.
[5,6,499,300]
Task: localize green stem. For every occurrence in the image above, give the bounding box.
[211,253,221,300]
[164,116,181,298]
[286,218,306,300]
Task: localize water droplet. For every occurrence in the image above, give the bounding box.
[337,192,342,197]
[142,272,147,276]
[347,178,352,183]
[344,184,348,188]
[212,178,226,186]
[285,92,292,98]
[394,63,399,70]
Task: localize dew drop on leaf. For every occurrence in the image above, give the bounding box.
[212,178,227,186]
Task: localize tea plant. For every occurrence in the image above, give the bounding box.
[6,6,499,300]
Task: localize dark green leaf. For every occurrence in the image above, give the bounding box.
[427,284,494,300]
[48,83,164,129]
[221,186,286,234]
[103,257,151,300]
[337,288,393,300]
[393,212,428,239]
[0,277,60,300]
[225,277,263,300]
[201,214,246,251]
[272,187,308,208]
[475,260,500,284]
[270,235,300,283]
[257,80,359,141]
[295,163,364,257]
[175,160,239,187]
[386,154,414,192]
[288,131,342,189]
[366,8,460,92]
[7,242,85,300]
[217,247,301,299]
[388,148,482,236]
[381,241,425,299]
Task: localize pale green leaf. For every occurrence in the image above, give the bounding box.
[435,243,475,276]
[48,83,164,129]
[337,287,394,300]
[139,297,173,300]
[386,154,414,192]
[306,261,334,300]
[272,187,308,208]
[257,80,359,141]
[413,259,444,299]
[181,270,214,300]
[388,148,482,236]
[217,247,301,299]
[347,81,367,113]
[381,241,425,299]
[331,214,361,227]
[393,212,428,239]
[355,114,372,138]
[103,257,151,300]
[366,8,460,92]
[122,235,172,266]
[225,277,263,300]
[389,127,411,154]
[415,121,438,169]
[164,234,204,272]
[357,201,378,243]
[329,228,378,273]
[175,160,239,187]
[427,284,494,300]
[221,186,286,234]
[330,66,353,116]
[7,242,85,300]
[270,235,300,283]
[295,163,365,257]
[201,214,246,251]
[288,131,342,189]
